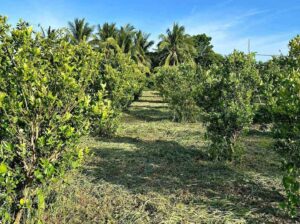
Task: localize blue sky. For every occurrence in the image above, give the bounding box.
[1,0,300,60]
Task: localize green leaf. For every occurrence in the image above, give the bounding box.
[37,189,45,211]
[0,163,7,174]
[0,91,6,108]
[34,170,43,180]
[20,198,25,206]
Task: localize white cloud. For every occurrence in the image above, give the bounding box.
[179,8,296,61]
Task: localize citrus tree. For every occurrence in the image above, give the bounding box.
[97,38,147,110]
[195,51,261,160]
[266,35,300,217]
[0,17,112,222]
[155,63,201,122]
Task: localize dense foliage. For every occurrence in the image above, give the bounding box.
[96,38,147,110]
[156,51,260,160]
[0,17,109,222]
[155,64,200,122]
[195,51,261,160]
[0,17,147,222]
[263,35,300,217]
[89,38,147,136]
[191,34,224,68]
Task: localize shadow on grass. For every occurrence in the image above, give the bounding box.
[84,136,291,222]
[247,128,273,137]
[127,108,172,122]
[137,99,165,103]
[130,105,168,109]
[81,90,294,222]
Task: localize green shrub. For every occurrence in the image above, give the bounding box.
[0,18,110,222]
[89,90,120,137]
[97,38,147,110]
[195,51,260,161]
[271,68,300,217]
[255,58,289,125]
[155,64,201,122]
[88,37,147,136]
[263,35,300,217]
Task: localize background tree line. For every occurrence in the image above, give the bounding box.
[65,18,223,69]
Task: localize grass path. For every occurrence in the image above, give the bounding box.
[43,91,295,223]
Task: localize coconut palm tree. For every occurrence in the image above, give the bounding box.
[157,23,195,66]
[97,22,118,41]
[68,18,94,43]
[131,30,154,67]
[117,24,136,53]
[40,26,57,39]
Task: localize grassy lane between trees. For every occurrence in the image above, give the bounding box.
[42,91,295,223]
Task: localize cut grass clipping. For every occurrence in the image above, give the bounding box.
[42,91,295,223]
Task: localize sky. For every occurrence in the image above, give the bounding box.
[1,0,300,60]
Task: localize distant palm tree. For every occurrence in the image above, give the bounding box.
[40,26,57,39]
[131,30,154,67]
[117,24,136,53]
[68,18,94,43]
[158,23,195,66]
[91,23,118,48]
[97,22,118,41]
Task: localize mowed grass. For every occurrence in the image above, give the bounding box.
[42,91,296,223]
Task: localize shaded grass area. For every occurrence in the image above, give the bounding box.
[43,91,296,223]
